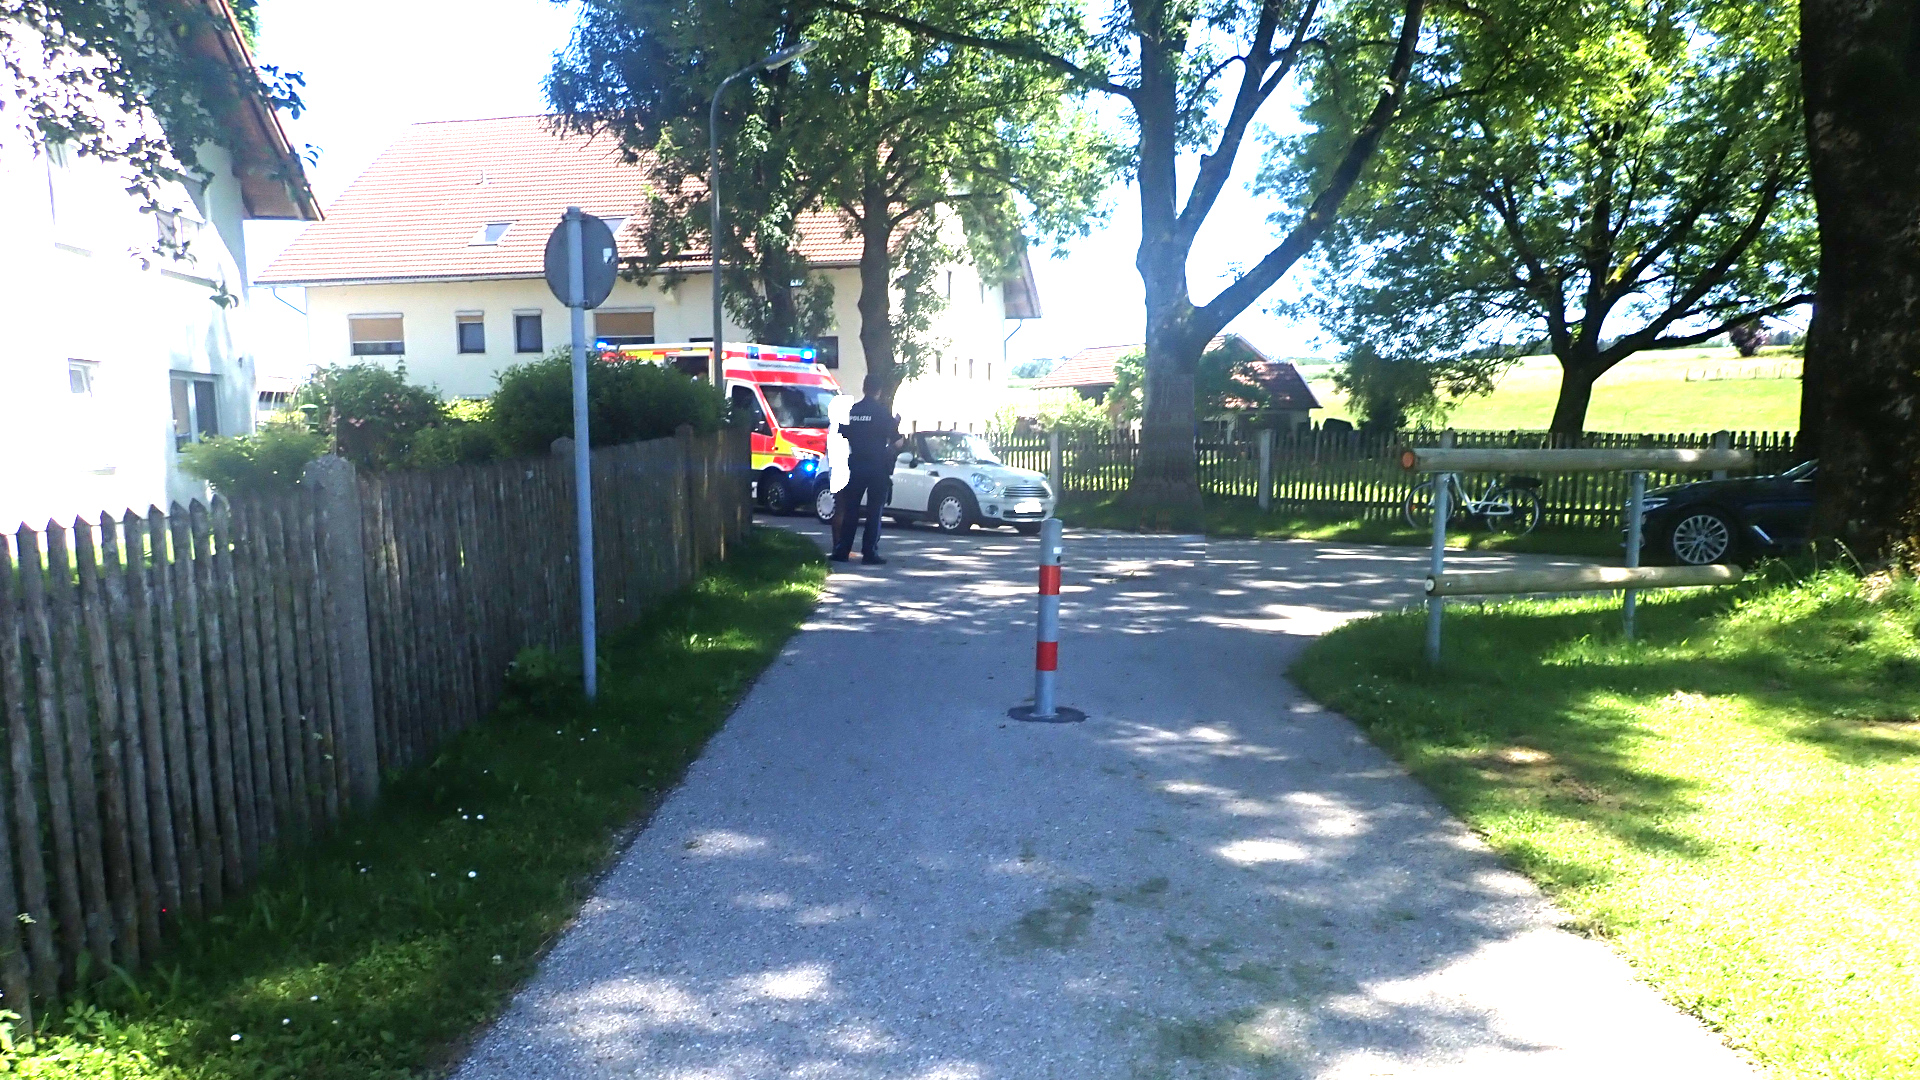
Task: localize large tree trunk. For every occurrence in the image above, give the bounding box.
[1547,355,1605,443]
[1801,0,1920,562]
[854,178,898,404]
[1123,39,1205,518]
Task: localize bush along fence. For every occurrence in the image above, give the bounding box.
[0,426,749,1021]
[992,427,1801,528]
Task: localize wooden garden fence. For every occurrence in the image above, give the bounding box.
[992,427,1801,528]
[0,426,749,1019]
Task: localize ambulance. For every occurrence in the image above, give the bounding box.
[609,342,844,513]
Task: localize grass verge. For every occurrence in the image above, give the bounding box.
[0,526,825,1078]
[1290,565,1919,1078]
[1057,492,1619,557]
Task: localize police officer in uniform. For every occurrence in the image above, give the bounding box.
[831,374,903,564]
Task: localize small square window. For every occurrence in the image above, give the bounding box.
[470,221,513,246]
[457,313,485,353]
[68,359,96,396]
[515,313,544,353]
[171,374,219,450]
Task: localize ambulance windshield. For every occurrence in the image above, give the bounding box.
[763,385,836,429]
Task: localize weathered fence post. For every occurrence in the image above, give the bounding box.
[302,456,380,811]
[1257,428,1274,511]
[1711,430,1731,481]
[1048,430,1063,498]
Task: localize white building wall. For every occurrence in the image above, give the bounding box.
[299,260,1022,430]
[0,126,261,532]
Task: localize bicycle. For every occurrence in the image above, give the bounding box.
[1403,473,1543,535]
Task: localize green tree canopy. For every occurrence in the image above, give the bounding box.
[1283,0,1812,438]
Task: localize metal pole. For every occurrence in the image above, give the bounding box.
[1624,470,1646,642]
[566,207,597,700]
[1009,517,1084,723]
[1048,429,1062,497]
[1033,517,1062,718]
[1425,473,1451,666]
[708,82,729,389]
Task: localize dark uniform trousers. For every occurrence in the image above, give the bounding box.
[832,471,890,559]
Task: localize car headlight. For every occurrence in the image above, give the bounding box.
[970,472,1002,496]
[1637,497,1669,516]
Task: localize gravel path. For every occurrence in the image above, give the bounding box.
[454,521,1754,1079]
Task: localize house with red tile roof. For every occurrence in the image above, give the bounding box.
[1027,334,1321,436]
[257,115,1040,430]
[0,0,318,531]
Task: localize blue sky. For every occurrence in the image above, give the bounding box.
[244,0,1326,370]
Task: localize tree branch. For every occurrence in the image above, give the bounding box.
[824,1,1135,99]
[1193,0,1426,336]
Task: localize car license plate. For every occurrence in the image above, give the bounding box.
[1013,500,1044,514]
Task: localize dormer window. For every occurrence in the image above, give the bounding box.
[470,221,513,246]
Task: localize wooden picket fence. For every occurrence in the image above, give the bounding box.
[993,427,1801,527]
[0,427,748,1020]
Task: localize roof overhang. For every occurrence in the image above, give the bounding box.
[263,260,863,289]
[176,0,320,221]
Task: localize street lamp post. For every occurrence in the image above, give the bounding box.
[708,39,815,385]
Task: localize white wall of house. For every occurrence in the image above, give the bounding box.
[299,257,1022,430]
[0,127,262,532]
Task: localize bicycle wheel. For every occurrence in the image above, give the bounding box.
[1484,486,1542,535]
[1403,480,1439,530]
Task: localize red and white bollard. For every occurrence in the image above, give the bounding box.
[1010,517,1085,723]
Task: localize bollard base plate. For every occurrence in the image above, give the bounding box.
[1009,704,1086,724]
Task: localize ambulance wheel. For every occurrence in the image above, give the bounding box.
[761,469,796,515]
[931,484,976,534]
[813,486,838,524]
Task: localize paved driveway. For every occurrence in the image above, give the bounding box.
[455,518,1754,1080]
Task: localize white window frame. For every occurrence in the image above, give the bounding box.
[513,309,545,354]
[68,359,98,397]
[455,311,486,354]
[171,373,220,450]
[593,307,656,348]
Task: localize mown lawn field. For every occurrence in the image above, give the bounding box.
[0,527,826,1079]
[1303,347,1803,433]
[1291,567,1919,1079]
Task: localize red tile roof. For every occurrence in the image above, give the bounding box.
[256,115,861,286]
[1032,334,1321,411]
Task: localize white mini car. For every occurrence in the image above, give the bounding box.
[814,431,1056,535]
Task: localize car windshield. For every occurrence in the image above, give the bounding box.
[762,385,835,429]
[919,433,1001,465]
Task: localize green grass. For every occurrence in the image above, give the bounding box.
[1307,347,1804,433]
[1290,567,1920,1078]
[1056,492,1620,557]
[0,527,826,1078]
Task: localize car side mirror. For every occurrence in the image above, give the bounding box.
[897,451,915,467]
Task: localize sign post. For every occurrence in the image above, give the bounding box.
[543,208,618,699]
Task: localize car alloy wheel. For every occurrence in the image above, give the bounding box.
[933,488,974,534]
[1669,510,1733,565]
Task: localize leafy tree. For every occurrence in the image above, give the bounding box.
[550,0,1113,403]
[489,351,726,456]
[549,0,835,346]
[1288,0,1812,439]
[294,364,447,472]
[1799,0,1920,565]
[1109,340,1293,426]
[0,0,306,237]
[1728,322,1766,358]
[838,0,1435,515]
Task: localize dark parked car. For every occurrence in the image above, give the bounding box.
[1632,460,1815,565]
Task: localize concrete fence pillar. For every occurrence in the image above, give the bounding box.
[1048,430,1063,497]
[302,455,380,810]
[1711,430,1731,481]
[1257,428,1274,511]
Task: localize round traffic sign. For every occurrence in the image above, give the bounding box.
[543,210,619,309]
